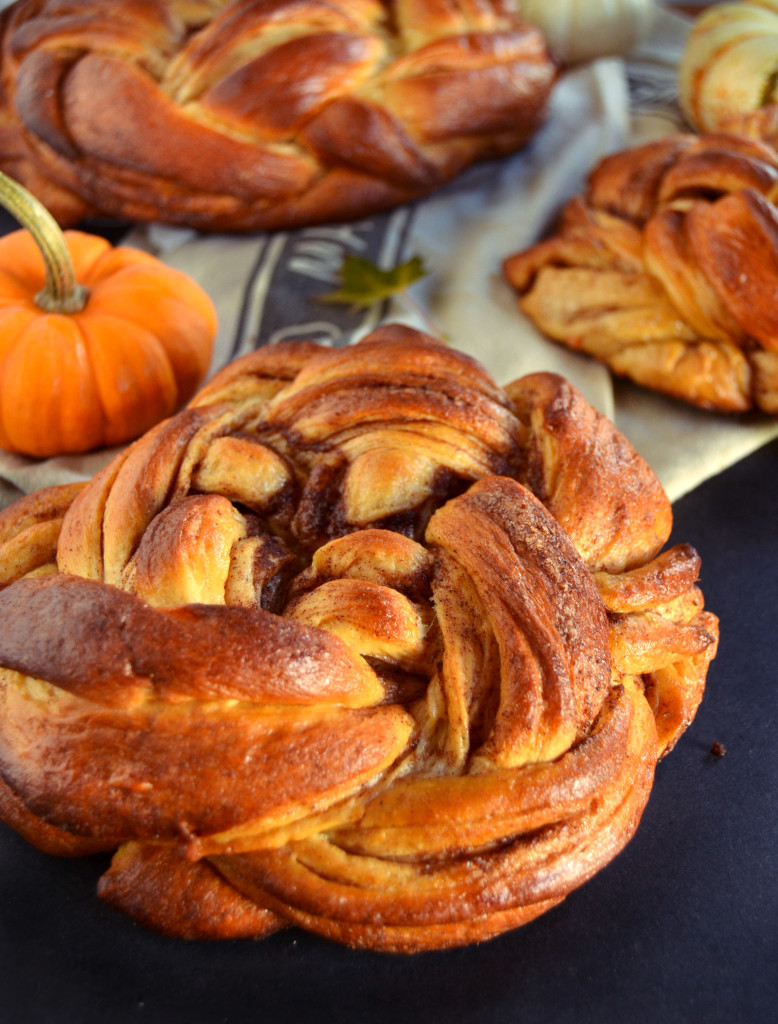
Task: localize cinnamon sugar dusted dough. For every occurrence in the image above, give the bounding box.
[0,325,717,951]
[504,132,778,413]
[0,0,556,231]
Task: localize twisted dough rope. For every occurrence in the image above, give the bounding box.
[504,132,778,413]
[0,325,717,951]
[0,0,556,230]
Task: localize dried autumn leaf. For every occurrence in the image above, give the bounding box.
[319,254,428,309]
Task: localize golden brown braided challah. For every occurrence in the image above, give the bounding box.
[503,132,778,413]
[0,325,718,951]
[0,0,556,231]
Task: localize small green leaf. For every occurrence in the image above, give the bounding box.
[319,254,428,308]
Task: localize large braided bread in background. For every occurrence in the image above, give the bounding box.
[503,132,778,413]
[0,325,718,951]
[0,0,557,231]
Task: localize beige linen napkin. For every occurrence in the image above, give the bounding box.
[1,7,776,510]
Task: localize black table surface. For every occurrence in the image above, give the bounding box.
[1,428,776,1023]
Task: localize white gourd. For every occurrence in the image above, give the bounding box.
[519,0,656,64]
[678,1,778,134]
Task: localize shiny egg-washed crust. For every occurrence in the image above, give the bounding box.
[503,132,778,413]
[0,325,718,952]
[0,0,556,231]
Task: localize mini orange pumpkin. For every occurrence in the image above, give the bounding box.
[0,171,217,458]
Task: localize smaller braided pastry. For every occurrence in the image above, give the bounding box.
[0,325,718,952]
[503,132,778,413]
[0,0,556,231]
[678,0,778,150]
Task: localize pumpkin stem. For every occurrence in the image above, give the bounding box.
[0,170,89,314]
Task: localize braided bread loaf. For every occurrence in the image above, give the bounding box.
[0,325,718,951]
[0,0,556,231]
[503,132,778,413]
